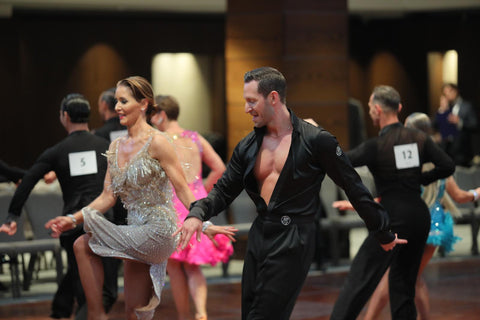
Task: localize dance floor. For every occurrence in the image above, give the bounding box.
[1,256,479,320]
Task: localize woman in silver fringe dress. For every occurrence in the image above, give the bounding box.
[45,76,236,320]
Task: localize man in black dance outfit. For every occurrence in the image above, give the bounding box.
[0,94,116,319]
[330,85,455,319]
[176,67,405,319]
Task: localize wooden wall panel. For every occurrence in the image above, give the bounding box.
[226,103,257,150]
[284,12,347,57]
[225,14,283,60]
[66,44,128,129]
[293,103,349,147]
[284,0,346,11]
[228,0,282,13]
[226,0,349,157]
[283,58,348,103]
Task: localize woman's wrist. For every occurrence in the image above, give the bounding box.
[202,221,213,233]
[469,189,479,202]
[67,214,77,228]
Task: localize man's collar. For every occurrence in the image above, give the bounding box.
[379,122,402,136]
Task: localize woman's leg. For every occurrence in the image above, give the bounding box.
[73,234,106,320]
[184,263,207,320]
[123,259,152,320]
[363,269,390,320]
[167,259,191,320]
[415,245,436,320]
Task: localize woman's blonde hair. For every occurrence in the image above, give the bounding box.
[420,163,460,217]
[405,112,459,217]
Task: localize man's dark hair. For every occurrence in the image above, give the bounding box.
[442,82,458,92]
[244,67,287,104]
[60,93,90,123]
[371,85,401,112]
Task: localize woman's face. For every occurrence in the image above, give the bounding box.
[115,85,146,127]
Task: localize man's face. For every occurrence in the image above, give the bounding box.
[368,94,381,127]
[442,86,457,103]
[98,97,107,118]
[243,80,273,128]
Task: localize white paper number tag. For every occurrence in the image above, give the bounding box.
[68,151,98,176]
[109,129,128,142]
[393,143,420,169]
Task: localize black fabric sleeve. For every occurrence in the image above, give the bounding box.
[345,139,377,168]
[6,148,55,221]
[187,142,246,222]
[421,136,455,185]
[0,160,27,183]
[317,134,394,244]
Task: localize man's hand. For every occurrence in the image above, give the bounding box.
[43,171,57,184]
[173,217,203,249]
[438,95,449,113]
[0,221,17,235]
[381,233,407,251]
[447,113,460,125]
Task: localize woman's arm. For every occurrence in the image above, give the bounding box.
[45,166,117,237]
[199,135,226,192]
[446,176,480,204]
[151,134,196,209]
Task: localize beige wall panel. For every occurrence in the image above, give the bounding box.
[284,12,347,57]
[283,58,348,103]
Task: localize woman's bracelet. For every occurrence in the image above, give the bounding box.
[67,214,77,228]
[202,221,213,232]
[469,189,479,202]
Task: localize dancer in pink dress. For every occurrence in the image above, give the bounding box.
[151,95,234,320]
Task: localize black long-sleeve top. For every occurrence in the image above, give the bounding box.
[346,122,455,197]
[188,110,395,244]
[93,117,127,142]
[0,160,26,183]
[6,131,109,221]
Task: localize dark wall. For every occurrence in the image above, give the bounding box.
[2,9,480,169]
[348,9,480,139]
[0,10,224,168]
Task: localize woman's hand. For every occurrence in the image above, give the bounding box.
[45,216,75,238]
[203,224,238,247]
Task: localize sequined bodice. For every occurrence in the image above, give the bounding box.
[105,131,177,226]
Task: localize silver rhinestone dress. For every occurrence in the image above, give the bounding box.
[83,130,178,320]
